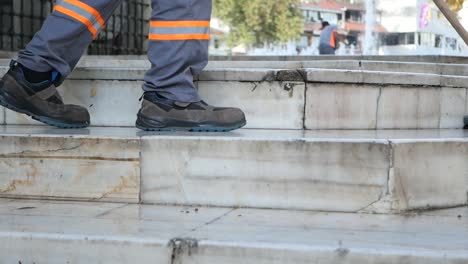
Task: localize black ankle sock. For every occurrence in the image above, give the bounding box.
[19,64,52,84]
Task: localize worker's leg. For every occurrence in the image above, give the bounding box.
[0,0,122,128]
[142,0,211,102]
[17,0,122,80]
[136,0,246,131]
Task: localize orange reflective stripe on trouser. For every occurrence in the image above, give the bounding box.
[329,30,336,48]
[53,0,105,39]
[149,21,211,41]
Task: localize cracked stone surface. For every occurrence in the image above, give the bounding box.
[198,81,305,129]
[0,199,467,264]
[139,128,468,212]
[305,84,380,129]
[0,107,4,126]
[1,126,468,212]
[0,128,140,202]
[141,135,390,212]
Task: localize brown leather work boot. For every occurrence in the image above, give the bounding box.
[136,92,246,132]
[0,61,90,128]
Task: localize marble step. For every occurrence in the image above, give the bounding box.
[1,62,468,129]
[208,54,468,64]
[46,57,468,75]
[0,199,467,264]
[0,126,467,213]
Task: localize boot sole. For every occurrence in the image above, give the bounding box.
[0,82,89,129]
[136,114,247,132]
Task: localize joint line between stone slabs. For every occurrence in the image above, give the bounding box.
[375,87,382,129]
[1,144,82,156]
[138,138,143,203]
[0,154,139,162]
[357,139,394,213]
[437,88,442,129]
[177,208,237,238]
[95,203,130,218]
[298,69,308,130]
[167,208,237,264]
[465,88,468,114]
[2,106,5,125]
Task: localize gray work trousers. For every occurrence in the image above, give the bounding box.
[318,44,336,55]
[17,0,212,102]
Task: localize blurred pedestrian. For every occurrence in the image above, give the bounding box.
[319,21,340,55]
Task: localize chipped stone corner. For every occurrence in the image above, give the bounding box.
[358,171,397,214]
[359,142,409,214]
[168,237,200,264]
[359,166,412,214]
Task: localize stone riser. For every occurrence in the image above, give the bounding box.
[63,58,468,75]
[1,64,468,130]
[1,200,467,264]
[0,133,140,203]
[1,80,467,130]
[1,127,467,213]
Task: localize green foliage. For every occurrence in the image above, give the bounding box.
[213,0,304,47]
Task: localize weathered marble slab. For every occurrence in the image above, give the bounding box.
[3,64,468,129]
[441,75,468,88]
[183,207,468,264]
[376,86,441,129]
[141,133,391,212]
[361,61,440,74]
[198,81,305,129]
[5,80,142,127]
[439,63,468,76]
[305,84,467,130]
[0,107,4,125]
[207,60,302,69]
[1,127,468,213]
[5,79,304,129]
[440,88,467,128]
[2,200,467,264]
[69,67,146,80]
[0,200,230,264]
[362,71,441,86]
[305,84,380,129]
[0,133,140,202]
[301,60,360,70]
[306,68,364,83]
[197,69,277,82]
[305,68,442,86]
[391,140,468,211]
[466,92,468,118]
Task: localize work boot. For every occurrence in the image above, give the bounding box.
[136,92,246,132]
[0,61,90,128]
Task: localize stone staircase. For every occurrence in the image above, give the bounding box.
[0,57,467,263]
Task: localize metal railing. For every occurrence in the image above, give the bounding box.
[0,0,149,55]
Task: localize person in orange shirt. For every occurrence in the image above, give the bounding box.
[318,21,339,55]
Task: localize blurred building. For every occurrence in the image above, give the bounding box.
[300,0,387,54]
[208,18,231,55]
[378,0,467,55]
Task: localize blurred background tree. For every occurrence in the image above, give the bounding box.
[446,0,465,12]
[213,0,304,47]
